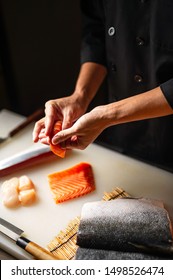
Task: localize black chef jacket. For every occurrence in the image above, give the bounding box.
[80,0,173,172]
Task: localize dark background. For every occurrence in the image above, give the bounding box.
[0,0,83,116]
[0,2,172,175]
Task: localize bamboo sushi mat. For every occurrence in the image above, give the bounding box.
[47,187,130,260]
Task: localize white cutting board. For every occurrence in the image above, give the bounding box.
[0,109,173,259]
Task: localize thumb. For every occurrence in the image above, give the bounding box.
[52,127,75,145]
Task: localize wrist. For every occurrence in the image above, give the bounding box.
[91,104,117,129]
[73,62,107,109]
[72,88,91,111]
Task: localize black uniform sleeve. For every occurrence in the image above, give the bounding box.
[160,79,173,109]
[80,0,106,67]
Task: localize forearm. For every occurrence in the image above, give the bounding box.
[98,86,173,127]
[72,62,107,109]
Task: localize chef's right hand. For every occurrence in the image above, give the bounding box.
[32,95,87,144]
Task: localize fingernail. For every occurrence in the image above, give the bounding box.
[52,136,58,145]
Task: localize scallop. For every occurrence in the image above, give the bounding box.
[2,177,20,208]
[19,175,35,191]
[19,189,36,206]
[1,175,36,208]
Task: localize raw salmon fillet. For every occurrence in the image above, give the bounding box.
[47,162,95,203]
[50,121,66,158]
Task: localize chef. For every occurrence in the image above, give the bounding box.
[33,0,173,171]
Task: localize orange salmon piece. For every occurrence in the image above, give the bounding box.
[50,121,66,158]
[47,162,95,203]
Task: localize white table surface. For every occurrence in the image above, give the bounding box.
[1,109,173,260]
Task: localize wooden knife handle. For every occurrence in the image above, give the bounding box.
[17,236,59,260]
[9,108,44,137]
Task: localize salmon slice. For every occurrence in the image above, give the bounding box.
[50,121,66,158]
[47,162,96,203]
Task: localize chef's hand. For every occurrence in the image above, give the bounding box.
[32,95,87,144]
[51,106,109,150]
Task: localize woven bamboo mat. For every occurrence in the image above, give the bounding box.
[47,187,130,260]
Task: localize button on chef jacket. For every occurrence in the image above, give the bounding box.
[80,0,173,172]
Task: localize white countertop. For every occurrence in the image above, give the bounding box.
[1,109,173,260]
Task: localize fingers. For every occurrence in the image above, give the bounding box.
[52,127,75,145]
[62,113,73,130]
[32,118,45,142]
[33,101,64,143]
[44,102,56,136]
[44,101,62,136]
[33,97,81,145]
[40,137,50,145]
[52,129,87,150]
[59,136,88,150]
[64,136,80,149]
[38,128,51,145]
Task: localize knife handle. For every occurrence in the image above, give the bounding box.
[9,108,44,138]
[16,236,59,260]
